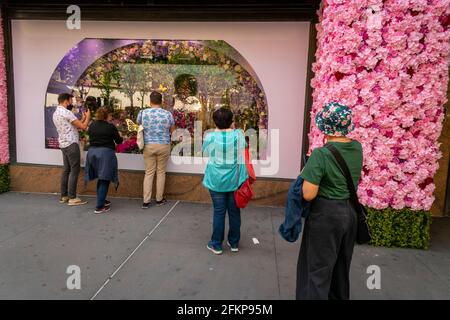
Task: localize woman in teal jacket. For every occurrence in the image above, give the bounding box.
[202,107,248,255]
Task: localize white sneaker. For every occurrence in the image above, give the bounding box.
[207,244,223,255]
[94,206,111,214]
[68,198,88,206]
[227,241,239,252]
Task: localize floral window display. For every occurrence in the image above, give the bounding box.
[44,39,268,159]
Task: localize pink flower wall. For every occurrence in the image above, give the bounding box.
[308,0,450,210]
[0,13,9,164]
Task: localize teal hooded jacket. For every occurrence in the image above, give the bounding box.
[202,129,249,192]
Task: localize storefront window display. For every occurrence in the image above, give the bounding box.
[44,38,268,158]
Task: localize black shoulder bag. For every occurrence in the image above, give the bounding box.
[325,144,371,245]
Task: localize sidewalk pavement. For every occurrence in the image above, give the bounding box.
[0,192,449,300]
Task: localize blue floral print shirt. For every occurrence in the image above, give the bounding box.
[137,108,175,145]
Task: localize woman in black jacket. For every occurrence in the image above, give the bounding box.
[85,107,123,214]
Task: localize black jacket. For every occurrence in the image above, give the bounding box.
[88,120,123,150]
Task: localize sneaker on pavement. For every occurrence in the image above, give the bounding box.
[59,196,69,204]
[207,244,223,255]
[156,198,167,206]
[94,206,111,214]
[227,241,239,252]
[68,198,88,206]
[104,200,111,207]
[142,202,151,209]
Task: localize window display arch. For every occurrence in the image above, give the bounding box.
[44,38,268,158]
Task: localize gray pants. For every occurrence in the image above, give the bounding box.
[60,143,80,199]
[296,196,357,300]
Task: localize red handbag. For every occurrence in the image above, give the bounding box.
[234,146,256,209]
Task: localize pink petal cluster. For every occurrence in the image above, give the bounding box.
[308,0,450,210]
[0,13,9,164]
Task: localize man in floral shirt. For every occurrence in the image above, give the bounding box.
[52,93,91,206]
[137,91,175,209]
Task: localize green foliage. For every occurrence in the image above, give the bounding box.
[168,52,207,65]
[0,164,10,194]
[169,65,235,98]
[234,101,260,131]
[82,56,121,105]
[174,73,198,96]
[119,64,140,107]
[135,65,154,108]
[220,88,231,108]
[367,207,432,249]
[100,69,121,105]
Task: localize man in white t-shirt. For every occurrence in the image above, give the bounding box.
[52,93,91,205]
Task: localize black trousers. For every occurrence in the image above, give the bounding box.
[296,196,357,300]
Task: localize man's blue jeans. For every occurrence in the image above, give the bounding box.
[208,190,241,249]
[96,179,110,209]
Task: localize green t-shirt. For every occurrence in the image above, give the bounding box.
[300,140,363,199]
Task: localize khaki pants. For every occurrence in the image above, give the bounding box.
[143,144,171,203]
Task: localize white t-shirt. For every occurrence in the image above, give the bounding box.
[52,106,79,149]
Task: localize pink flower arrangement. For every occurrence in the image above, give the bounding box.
[308,0,450,210]
[173,109,198,136]
[116,136,139,154]
[0,14,9,164]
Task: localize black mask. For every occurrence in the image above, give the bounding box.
[67,104,74,111]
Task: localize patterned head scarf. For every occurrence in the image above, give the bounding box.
[315,102,355,137]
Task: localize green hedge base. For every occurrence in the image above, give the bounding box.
[0,164,10,194]
[366,207,432,249]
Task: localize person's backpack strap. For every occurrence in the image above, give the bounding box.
[324,144,359,208]
[325,143,371,244]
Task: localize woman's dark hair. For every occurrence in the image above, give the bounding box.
[150,91,162,105]
[96,107,109,121]
[213,107,234,129]
[57,93,73,104]
[85,96,98,113]
[85,96,97,107]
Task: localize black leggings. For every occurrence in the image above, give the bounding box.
[296,196,357,300]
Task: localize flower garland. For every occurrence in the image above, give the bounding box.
[0,13,9,164]
[308,0,450,210]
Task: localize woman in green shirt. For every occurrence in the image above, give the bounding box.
[202,108,248,255]
[297,102,363,300]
